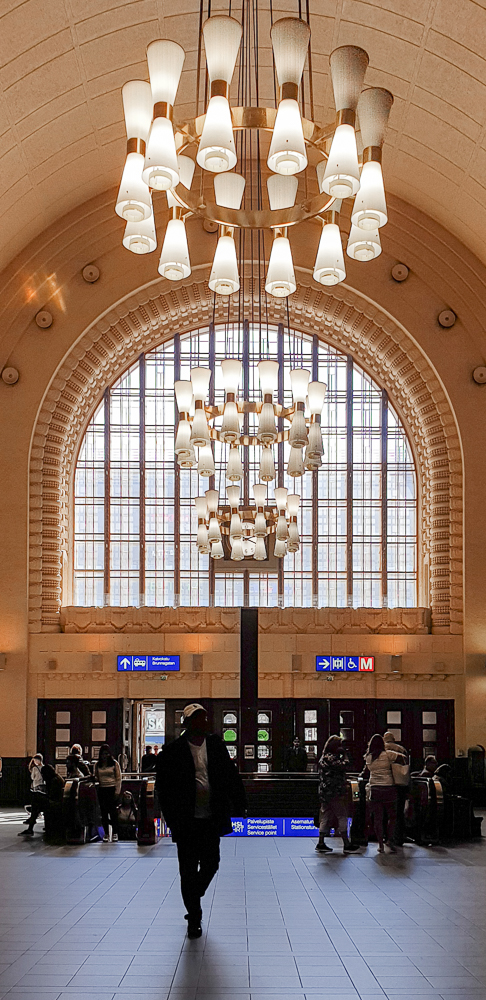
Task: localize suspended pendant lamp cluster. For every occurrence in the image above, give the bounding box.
[195,485,301,561]
[115,8,394,293]
[174,359,326,562]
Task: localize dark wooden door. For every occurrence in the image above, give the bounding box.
[328,699,376,771]
[37,699,124,777]
[373,699,455,772]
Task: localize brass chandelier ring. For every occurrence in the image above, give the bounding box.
[172,106,338,230]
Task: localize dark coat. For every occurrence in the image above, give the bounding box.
[66,753,90,779]
[318,749,349,804]
[155,732,246,841]
[141,752,156,773]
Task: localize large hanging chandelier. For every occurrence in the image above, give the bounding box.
[115,7,394,290]
[175,359,326,561]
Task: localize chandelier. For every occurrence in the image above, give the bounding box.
[115,7,394,291]
[175,359,326,560]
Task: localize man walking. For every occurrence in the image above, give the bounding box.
[156,703,246,938]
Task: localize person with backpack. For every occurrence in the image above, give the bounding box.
[95,744,122,842]
[361,734,407,854]
[315,735,360,854]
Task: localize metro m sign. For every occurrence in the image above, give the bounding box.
[359,656,374,671]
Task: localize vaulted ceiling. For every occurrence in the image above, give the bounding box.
[1,0,485,275]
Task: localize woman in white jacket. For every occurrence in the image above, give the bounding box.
[362,734,406,854]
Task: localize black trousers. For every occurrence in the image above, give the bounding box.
[97,786,119,835]
[395,785,409,845]
[176,819,220,920]
[28,791,47,830]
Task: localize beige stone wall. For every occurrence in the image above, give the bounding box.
[2,189,486,757]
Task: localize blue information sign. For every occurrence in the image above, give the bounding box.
[117,655,180,672]
[316,655,374,673]
[229,818,316,837]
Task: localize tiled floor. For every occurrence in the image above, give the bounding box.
[1,809,486,1000]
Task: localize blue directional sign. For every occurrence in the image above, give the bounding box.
[117,655,180,672]
[316,655,374,673]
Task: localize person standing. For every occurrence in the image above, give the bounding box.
[156,703,246,939]
[95,744,122,842]
[141,745,156,772]
[315,735,360,854]
[18,754,46,837]
[285,737,308,772]
[383,731,410,846]
[362,734,406,854]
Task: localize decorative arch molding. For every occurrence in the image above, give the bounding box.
[29,271,463,634]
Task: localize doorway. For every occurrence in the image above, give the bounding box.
[132,701,166,771]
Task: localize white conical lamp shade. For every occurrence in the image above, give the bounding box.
[287,446,305,477]
[198,444,215,477]
[258,403,277,443]
[288,521,300,551]
[258,361,279,394]
[254,537,267,561]
[194,496,209,519]
[226,447,243,481]
[147,40,185,104]
[265,236,296,297]
[158,218,191,280]
[174,380,193,412]
[253,484,267,507]
[208,515,221,543]
[177,154,196,190]
[221,401,240,443]
[290,368,310,403]
[347,224,381,261]
[143,117,179,191]
[230,513,243,539]
[214,172,245,208]
[358,87,394,149]
[351,160,387,230]
[122,81,152,141]
[274,487,288,509]
[197,523,209,552]
[321,125,360,198]
[307,381,327,414]
[175,419,192,456]
[209,235,240,295]
[211,539,224,559]
[123,213,157,254]
[197,96,237,173]
[270,17,310,87]
[329,45,369,113]
[221,359,242,393]
[259,448,276,481]
[267,100,307,175]
[206,489,219,514]
[202,15,242,84]
[116,153,152,222]
[289,410,308,447]
[178,447,196,468]
[313,222,346,285]
[226,485,240,507]
[274,537,287,558]
[307,421,324,459]
[267,174,298,209]
[191,367,211,400]
[231,537,244,560]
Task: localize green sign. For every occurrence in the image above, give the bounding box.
[257,728,270,742]
[223,728,237,743]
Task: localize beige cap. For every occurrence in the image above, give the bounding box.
[182,703,206,720]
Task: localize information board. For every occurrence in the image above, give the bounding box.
[316,655,374,672]
[117,655,180,672]
[229,817,317,837]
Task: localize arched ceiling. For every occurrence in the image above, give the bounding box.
[0,0,484,275]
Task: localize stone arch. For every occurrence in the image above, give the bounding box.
[29,272,463,634]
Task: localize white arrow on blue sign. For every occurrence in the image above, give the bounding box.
[316,655,374,673]
[117,655,180,672]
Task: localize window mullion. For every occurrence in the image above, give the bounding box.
[174,334,181,605]
[103,388,111,605]
[381,388,388,607]
[312,335,318,606]
[139,354,146,606]
[277,323,284,604]
[346,356,353,607]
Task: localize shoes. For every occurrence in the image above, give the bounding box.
[102,835,110,843]
[18,829,34,836]
[112,834,118,842]
[315,842,333,853]
[377,843,385,853]
[343,842,360,853]
[187,922,202,939]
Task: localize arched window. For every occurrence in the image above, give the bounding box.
[74,324,416,609]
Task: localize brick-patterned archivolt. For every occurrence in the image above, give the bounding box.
[29,275,462,635]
